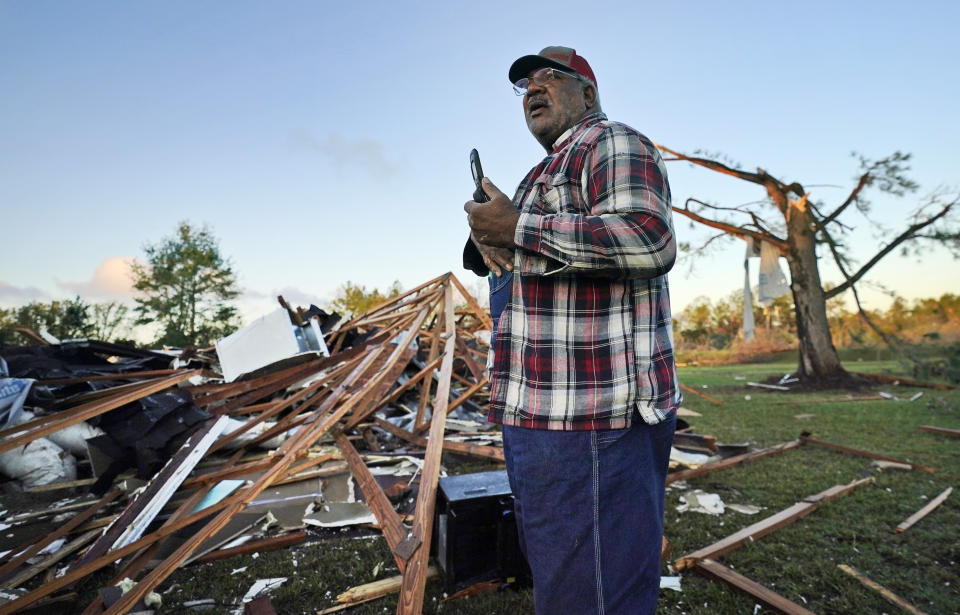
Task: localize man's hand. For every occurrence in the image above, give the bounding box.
[464,178,521,249]
[472,232,514,277]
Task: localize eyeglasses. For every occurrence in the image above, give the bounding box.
[513,67,582,96]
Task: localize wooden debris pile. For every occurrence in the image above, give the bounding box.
[0,272,500,615]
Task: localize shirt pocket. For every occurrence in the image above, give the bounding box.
[526,173,577,215]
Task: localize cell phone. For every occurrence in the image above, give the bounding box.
[470,148,489,203]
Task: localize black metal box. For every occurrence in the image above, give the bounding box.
[434,470,530,593]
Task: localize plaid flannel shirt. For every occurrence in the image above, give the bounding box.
[488,113,681,430]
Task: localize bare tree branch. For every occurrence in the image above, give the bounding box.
[825,195,958,299]
[686,198,781,237]
[674,199,788,252]
[820,174,870,227]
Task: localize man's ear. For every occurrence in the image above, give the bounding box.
[583,83,597,109]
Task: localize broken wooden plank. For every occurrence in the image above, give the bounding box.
[72,415,229,570]
[679,382,724,405]
[799,434,934,473]
[373,416,504,462]
[414,377,488,434]
[1,528,100,590]
[695,559,815,615]
[667,440,802,484]
[448,273,493,330]
[746,381,791,391]
[193,531,307,564]
[674,477,874,571]
[0,489,120,581]
[336,566,440,608]
[837,564,929,615]
[853,371,953,391]
[397,281,456,615]
[101,306,437,615]
[37,369,186,385]
[333,430,408,571]
[895,487,952,533]
[917,424,960,438]
[0,370,199,455]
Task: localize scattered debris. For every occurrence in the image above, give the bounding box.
[679,383,724,405]
[895,487,953,533]
[793,413,816,420]
[837,564,930,615]
[878,391,924,402]
[677,490,725,515]
[746,381,791,391]
[726,504,763,515]
[675,477,874,571]
[240,577,287,605]
[917,424,960,438]
[697,558,815,615]
[870,460,912,472]
[799,433,935,473]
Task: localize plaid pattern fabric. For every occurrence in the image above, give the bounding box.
[488,113,681,430]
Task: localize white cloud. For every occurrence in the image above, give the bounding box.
[287,129,397,177]
[0,282,49,306]
[57,257,138,299]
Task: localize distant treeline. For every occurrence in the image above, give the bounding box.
[673,292,960,353]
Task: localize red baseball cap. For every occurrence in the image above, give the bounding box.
[508,46,598,89]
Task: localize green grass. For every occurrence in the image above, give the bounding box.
[151,360,959,614]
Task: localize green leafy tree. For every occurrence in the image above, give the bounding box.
[131,221,240,347]
[0,297,95,345]
[330,280,402,318]
[90,301,132,342]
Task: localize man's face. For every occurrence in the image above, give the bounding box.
[523,67,588,150]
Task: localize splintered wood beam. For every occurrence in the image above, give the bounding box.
[72,416,229,570]
[334,431,408,571]
[37,369,184,385]
[193,358,327,406]
[454,334,483,381]
[98,344,393,615]
[0,528,101,590]
[695,559,815,615]
[448,272,493,330]
[799,434,935,473]
[373,416,504,462]
[341,343,420,431]
[330,567,440,611]
[206,373,332,454]
[0,489,120,581]
[397,283,456,615]
[414,377,488,434]
[0,370,199,456]
[852,371,953,391]
[917,425,960,438]
[674,477,874,571]
[359,355,444,419]
[667,440,803,484]
[79,486,215,615]
[679,382,724,405]
[193,531,307,564]
[896,487,952,533]
[415,315,442,428]
[837,564,930,615]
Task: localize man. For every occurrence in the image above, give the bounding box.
[464,46,681,615]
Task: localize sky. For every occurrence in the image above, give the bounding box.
[1,0,958,328]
